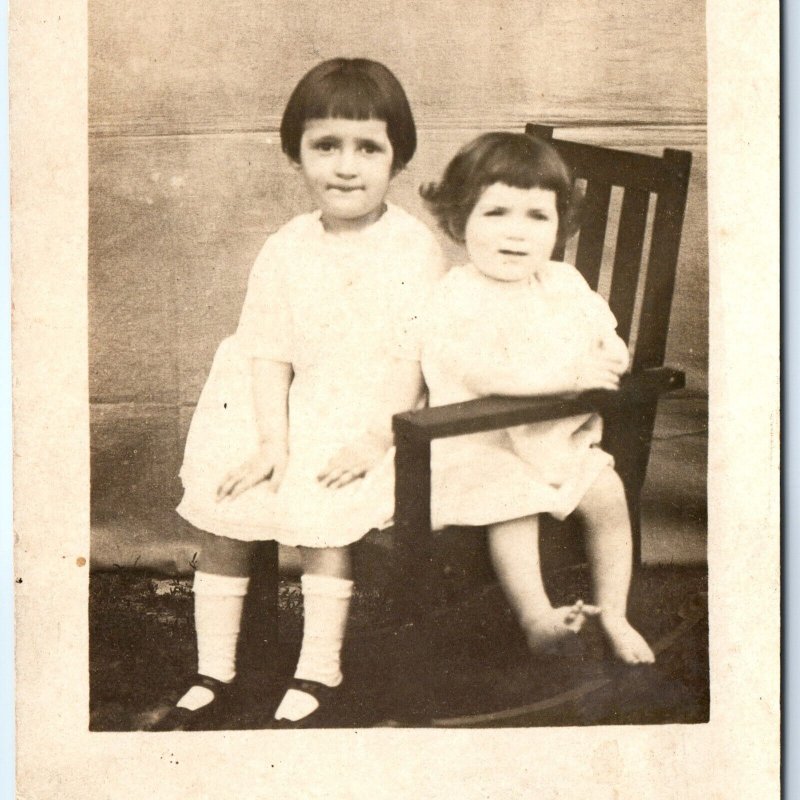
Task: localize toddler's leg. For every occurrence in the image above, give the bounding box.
[273,546,353,723]
[575,466,655,664]
[488,516,598,652]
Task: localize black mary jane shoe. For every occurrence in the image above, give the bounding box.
[270,678,342,729]
[141,674,234,732]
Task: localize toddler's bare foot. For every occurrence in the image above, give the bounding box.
[524,600,601,653]
[599,614,655,664]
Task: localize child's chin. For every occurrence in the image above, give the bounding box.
[325,201,372,218]
[487,267,533,282]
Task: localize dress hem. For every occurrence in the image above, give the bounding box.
[431,449,613,529]
[176,497,389,548]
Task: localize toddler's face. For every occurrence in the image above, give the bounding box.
[298,117,394,232]
[465,183,559,282]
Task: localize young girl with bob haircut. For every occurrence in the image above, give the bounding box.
[146,58,444,729]
[419,132,654,664]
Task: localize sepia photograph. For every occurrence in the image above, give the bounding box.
[87,0,708,733]
[12,0,778,796]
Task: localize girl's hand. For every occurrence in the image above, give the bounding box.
[216,443,288,501]
[317,431,389,489]
[571,350,625,393]
[568,334,630,393]
[596,333,630,375]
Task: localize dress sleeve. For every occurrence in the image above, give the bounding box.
[555,263,630,369]
[235,236,293,363]
[389,232,447,361]
[586,288,621,333]
[556,262,620,332]
[426,266,627,398]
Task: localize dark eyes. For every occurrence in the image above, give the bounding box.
[482,208,552,220]
[310,140,384,154]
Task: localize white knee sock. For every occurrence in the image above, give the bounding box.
[176,571,250,711]
[274,573,353,721]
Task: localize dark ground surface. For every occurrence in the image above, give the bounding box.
[90,558,708,731]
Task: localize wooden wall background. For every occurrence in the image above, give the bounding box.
[89,0,707,570]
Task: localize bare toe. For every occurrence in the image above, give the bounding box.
[525,604,597,652]
[560,603,595,634]
[563,601,582,625]
[600,615,655,664]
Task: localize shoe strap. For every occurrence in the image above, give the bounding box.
[191,674,229,696]
[289,678,338,700]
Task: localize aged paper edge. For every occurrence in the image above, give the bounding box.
[10,0,779,797]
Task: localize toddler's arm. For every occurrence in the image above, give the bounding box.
[437,268,627,397]
[596,330,630,374]
[444,333,622,398]
[216,358,292,500]
[460,350,588,397]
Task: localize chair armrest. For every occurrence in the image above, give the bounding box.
[392,366,685,443]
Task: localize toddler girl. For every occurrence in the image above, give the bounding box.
[419,132,654,664]
[147,58,444,729]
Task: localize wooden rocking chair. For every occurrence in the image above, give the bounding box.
[393,124,692,595]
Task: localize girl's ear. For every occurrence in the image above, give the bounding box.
[288,158,303,172]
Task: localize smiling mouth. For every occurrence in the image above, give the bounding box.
[328,185,363,193]
[498,249,528,256]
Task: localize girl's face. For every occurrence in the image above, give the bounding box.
[464,183,559,282]
[298,117,394,233]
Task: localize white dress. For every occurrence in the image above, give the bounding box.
[177,204,445,547]
[420,261,626,529]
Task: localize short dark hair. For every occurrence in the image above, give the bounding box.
[280,58,417,172]
[421,132,582,245]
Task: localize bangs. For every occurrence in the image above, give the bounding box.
[281,58,417,168]
[478,139,571,194]
[302,72,393,123]
[421,132,577,243]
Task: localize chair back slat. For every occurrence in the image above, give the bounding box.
[574,180,612,289]
[525,124,692,374]
[631,148,692,371]
[608,187,650,344]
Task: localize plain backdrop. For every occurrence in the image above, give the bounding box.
[88,0,708,574]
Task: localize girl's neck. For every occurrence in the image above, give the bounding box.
[320,202,388,235]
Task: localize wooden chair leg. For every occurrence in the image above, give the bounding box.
[393,429,434,615]
[387,430,438,722]
[627,490,643,569]
[236,540,280,675]
[603,401,659,570]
